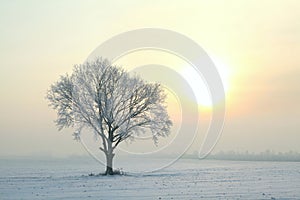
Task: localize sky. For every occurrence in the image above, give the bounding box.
[0,0,299,157]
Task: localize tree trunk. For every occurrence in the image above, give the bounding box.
[105,152,114,175]
[105,128,114,175]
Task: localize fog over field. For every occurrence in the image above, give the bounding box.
[1,0,300,158]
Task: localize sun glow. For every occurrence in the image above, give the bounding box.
[113,50,230,110]
[178,55,230,108]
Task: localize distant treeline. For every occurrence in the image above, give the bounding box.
[184,150,300,162]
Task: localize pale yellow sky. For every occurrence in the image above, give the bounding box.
[0,0,299,157]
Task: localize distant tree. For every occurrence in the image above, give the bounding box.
[46,58,172,175]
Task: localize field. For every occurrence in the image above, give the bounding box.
[0,158,299,199]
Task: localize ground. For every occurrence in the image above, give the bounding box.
[0,158,299,199]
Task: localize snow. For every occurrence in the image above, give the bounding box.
[0,158,299,199]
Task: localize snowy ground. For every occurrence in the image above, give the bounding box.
[0,157,299,199]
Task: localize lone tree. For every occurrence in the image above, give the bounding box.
[47,58,172,175]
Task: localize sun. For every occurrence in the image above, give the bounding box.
[178,55,230,108]
[113,49,230,109]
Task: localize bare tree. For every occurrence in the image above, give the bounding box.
[47,58,172,175]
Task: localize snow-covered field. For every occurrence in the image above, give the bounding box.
[0,157,299,199]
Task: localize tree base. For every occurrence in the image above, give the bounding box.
[96,168,125,176]
[105,166,114,175]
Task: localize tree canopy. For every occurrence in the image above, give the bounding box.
[47,58,172,174]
